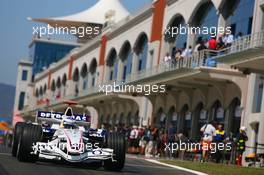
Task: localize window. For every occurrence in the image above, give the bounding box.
[122,65,127,81]
[247,17,253,35]
[18,92,25,110]
[138,59,142,71]
[21,70,28,81]
[92,77,95,87]
[256,83,263,113]
[109,70,113,81]
[226,0,255,36]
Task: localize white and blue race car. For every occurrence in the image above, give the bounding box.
[12,105,125,171]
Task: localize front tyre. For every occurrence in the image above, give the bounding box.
[11,122,25,157]
[17,124,42,162]
[104,132,125,171]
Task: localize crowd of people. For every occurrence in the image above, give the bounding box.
[103,120,248,166]
[163,32,244,67]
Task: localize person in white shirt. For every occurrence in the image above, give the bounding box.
[164,53,171,67]
[181,46,192,58]
[129,125,139,153]
[200,121,216,162]
[226,33,234,47]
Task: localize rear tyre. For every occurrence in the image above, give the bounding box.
[104,132,125,171]
[17,124,42,162]
[12,122,25,157]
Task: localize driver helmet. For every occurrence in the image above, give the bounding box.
[60,107,76,129]
[60,118,76,129]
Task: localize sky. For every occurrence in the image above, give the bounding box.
[0,0,152,86]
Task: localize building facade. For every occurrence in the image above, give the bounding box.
[15,0,264,163]
[29,38,81,75]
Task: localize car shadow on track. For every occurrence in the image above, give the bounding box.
[34,160,139,174]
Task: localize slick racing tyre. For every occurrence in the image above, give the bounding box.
[17,124,42,162]
[104,132,125,171]
[12,122,25,157]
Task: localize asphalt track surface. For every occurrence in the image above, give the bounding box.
[0,146,195,175]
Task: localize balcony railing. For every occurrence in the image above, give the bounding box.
[126,51,207,83]
[214,31,264,62]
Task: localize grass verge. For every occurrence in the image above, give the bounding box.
[160,160,264,175]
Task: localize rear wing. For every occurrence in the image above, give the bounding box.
[36,111,91,124]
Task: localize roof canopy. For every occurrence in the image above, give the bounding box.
[29,0,130,28]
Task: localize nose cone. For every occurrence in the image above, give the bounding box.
[64,130,83,153]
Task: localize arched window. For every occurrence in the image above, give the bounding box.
[211,100,224,123]
[228,98,241,136]
[56,77,61,98]
[223,0,255,35]
[193,103,207,140]
[89,59,97,87]
[62,73,67,96]
[179,104,191,137]
[134,33,148,71]
[119,41,133,82]
[51,80,56,97]
[43,84,47,95]
[127,112,132,126]
[35,88,39,98]
[190,1,219,40]
[106,49,118,81]
[119,113,124,125]
[81,63,88,90]
[167,106,177,129]
[156,107,165,128]
[165,15,187,50]
[39,86,43,98]
[73,68,80,97]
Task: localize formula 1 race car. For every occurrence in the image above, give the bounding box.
[11,102,125,171]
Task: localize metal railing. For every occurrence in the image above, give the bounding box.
[126,50,207,83]
[213,31,264,60]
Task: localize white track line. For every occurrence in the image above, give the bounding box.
[145,159,208,175]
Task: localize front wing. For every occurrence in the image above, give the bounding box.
[32,142,114,162]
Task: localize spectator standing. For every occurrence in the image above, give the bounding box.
[129,125,139,154]
[180,43,187,58]
[204,38,209,48]
[139,127,147,155]
[176,131,188,160]
[152,126,159,157]
[225,32,234,47]
[171,47,177,65]
[200,121,216,162]
[217,37,225,50]
[235,126,248,166]
[236,32,243,39]
[167,124,176,158]
[208,36,217,50]
[145,126,154,157]
[198,40,207,51]
[213,124,226,163]
[194,37,203,52]
[174,49,182,67]
[171,47,177,59]
[164,53,172,67]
